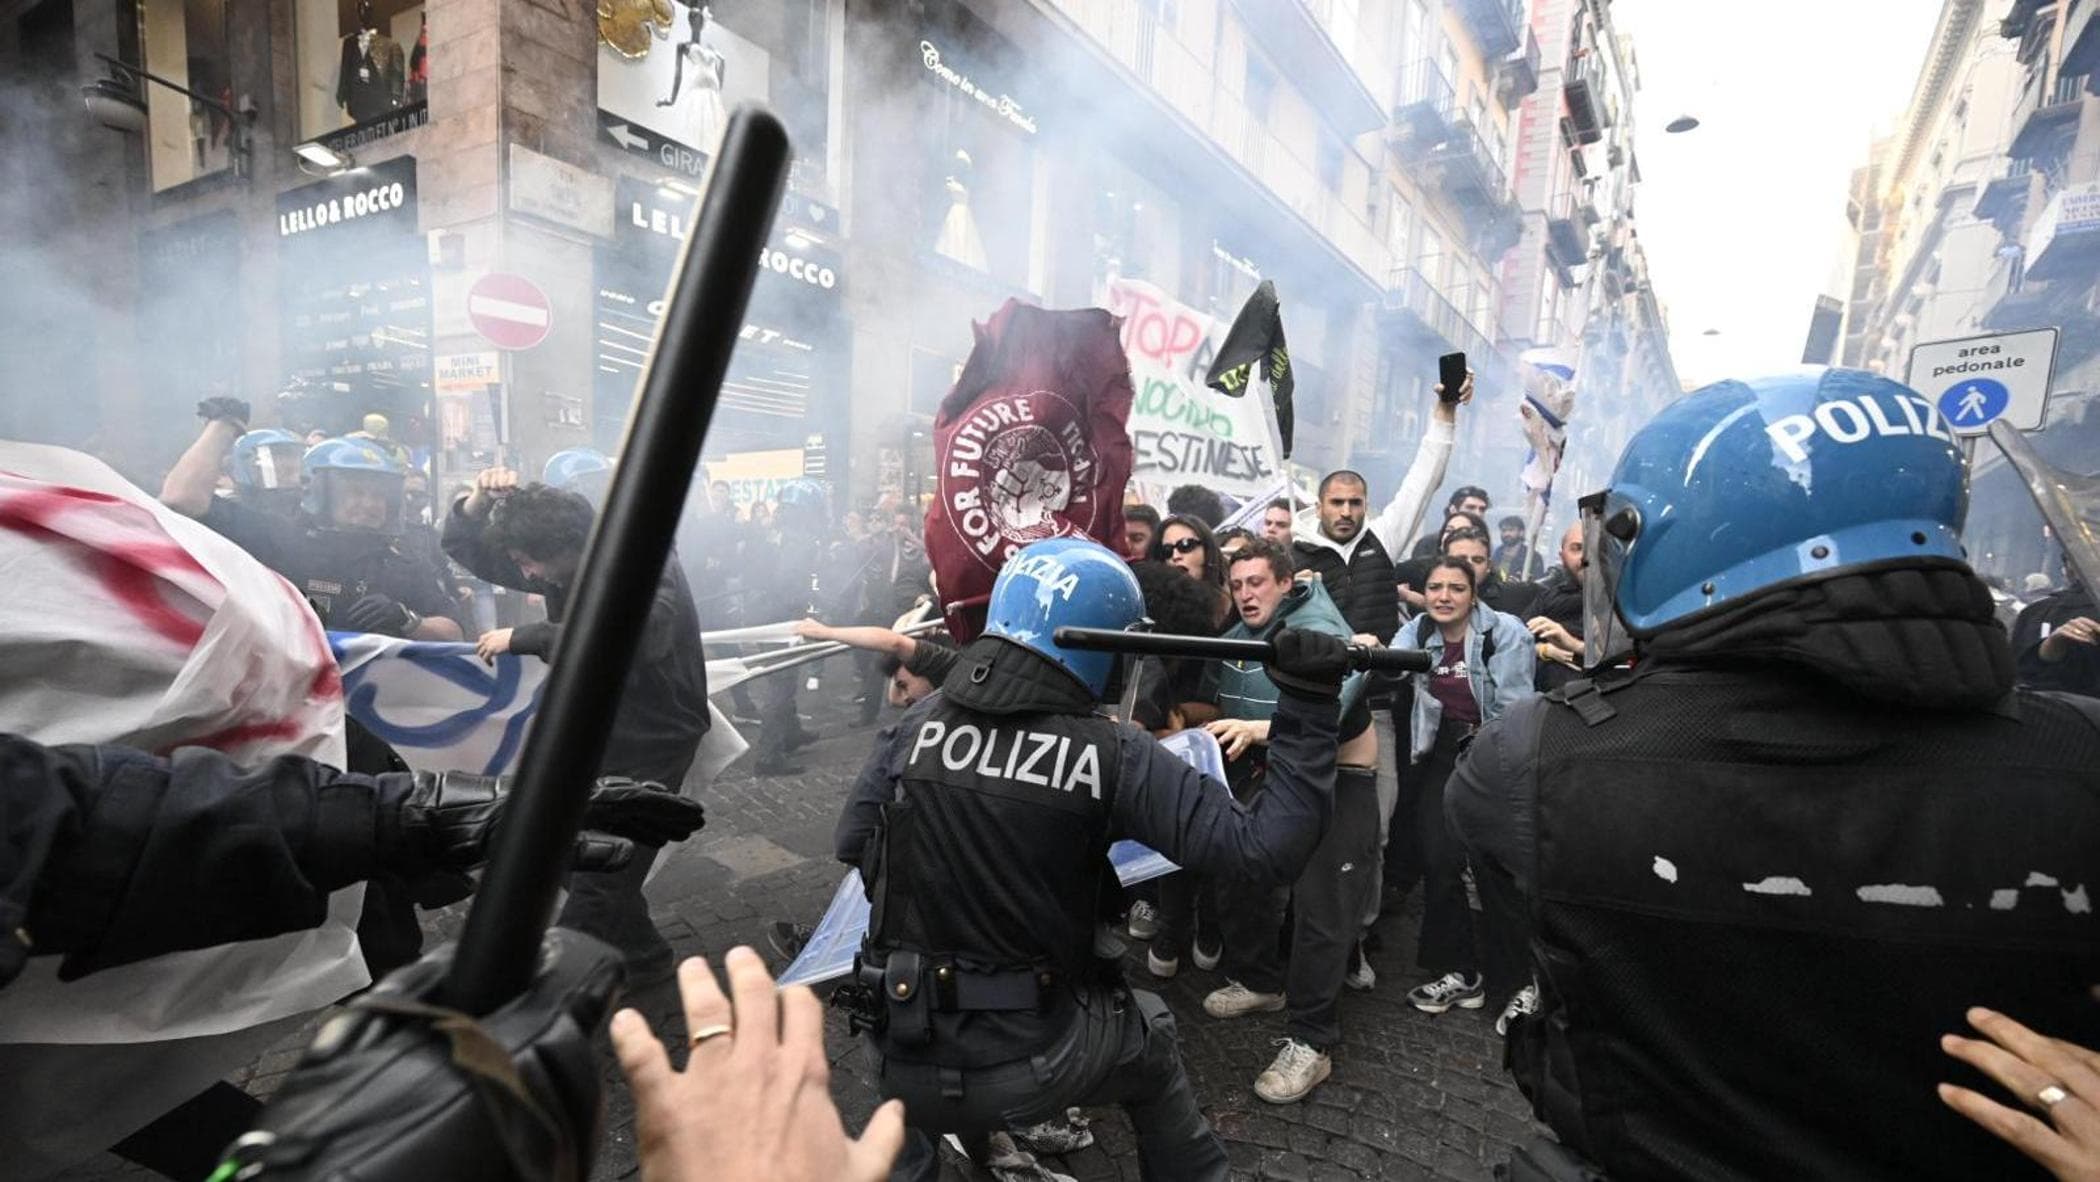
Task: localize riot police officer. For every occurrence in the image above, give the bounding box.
[226,426,306,518]
[543,447,614,504]
[163,400,462,640]
[1447,368,2100,1181]
[836,537,1351,1180]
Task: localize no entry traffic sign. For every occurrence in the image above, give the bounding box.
[1905,328,2058,436]
[468,272,553,351]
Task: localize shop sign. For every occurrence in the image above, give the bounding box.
[702,448,807,504]
[618,177,845,297]
[596,17,772,175]
[312,102,430,156]
[918,38,1037,135]
[434,351,501,393]
[509,144,614,238]
[1105,277,1279,496]
[277,156,418,240]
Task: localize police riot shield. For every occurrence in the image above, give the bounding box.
[1577,490,1636,671]
[1987,421,2100,594]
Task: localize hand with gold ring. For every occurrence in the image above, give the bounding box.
[1939,1003,2100,1179]
[610,946,906,1182]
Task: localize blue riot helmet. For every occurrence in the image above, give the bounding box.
[982,537,1146,698]
[301,437,406,532]
[1591,367,1968,639]
[543,448,613,501]
[229,428,304,495]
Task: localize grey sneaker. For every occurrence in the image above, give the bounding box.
[1343,941,1376,991]
[980,1131,1078,1182]
[1203,980,1286,1019]
[1126,900,1161,940]
[1253,1038,1332,1104]
[1407,971,1486,1014]
[1496,982,1541,1036]
[1146,948,1180,979]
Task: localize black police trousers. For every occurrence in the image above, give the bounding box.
[877,987,1226,1181]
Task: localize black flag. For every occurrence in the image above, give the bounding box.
[1205,280,1295,458]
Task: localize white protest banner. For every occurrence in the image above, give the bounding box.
[1104,277,1280,497]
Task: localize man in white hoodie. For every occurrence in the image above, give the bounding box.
[1291,374,1469,989]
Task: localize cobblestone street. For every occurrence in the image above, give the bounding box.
[64,677,1543,1181]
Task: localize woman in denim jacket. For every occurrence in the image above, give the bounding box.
[1399,553,1535,1017]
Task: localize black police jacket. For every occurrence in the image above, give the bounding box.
[1,733,412,988]
[443,497,710,788]
[204,499,460,632]
[837,635,1338,1066]
[1448,564,2100,1181]
[2013,587,2099,698]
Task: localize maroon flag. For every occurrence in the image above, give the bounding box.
[924,299,1135,641]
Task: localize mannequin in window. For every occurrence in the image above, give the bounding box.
[406,13,429,106]
[337,1,406,124]
[934,148,989,271]
[663,3,730,108]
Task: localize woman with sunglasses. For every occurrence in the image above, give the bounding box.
[1151,514,1227,591]
[1399,553,1534,1024]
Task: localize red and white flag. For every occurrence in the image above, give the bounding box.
[924,300,1135,641]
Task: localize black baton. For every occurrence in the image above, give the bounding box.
[1052,626,1433,674]
[443,107,791,1014]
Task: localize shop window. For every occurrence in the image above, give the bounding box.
[137,0,233,192]
[920,97,1036,289]
[293,0,429,142]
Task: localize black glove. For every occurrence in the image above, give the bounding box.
[221,930,620,1182]
[385,772,708,876]
[344,593,419,637]
[197,396,252,428]
[1266,628,1351,702]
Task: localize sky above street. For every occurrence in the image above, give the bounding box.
[1612,0,1943,388]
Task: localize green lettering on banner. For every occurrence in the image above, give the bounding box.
[1135,375,1234,439]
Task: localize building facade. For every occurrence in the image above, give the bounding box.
[1,0,1679,521]
[1827,0,2100,581]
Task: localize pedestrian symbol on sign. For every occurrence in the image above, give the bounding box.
[1937,378,2009,428]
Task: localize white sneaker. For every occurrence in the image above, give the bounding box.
[1192,939,1222,971]
[1496,982,1541,1036]
[1343,941,1376,991]
[1406,971,1486,1014]
[1010,1110,1094,1155]
[1146,948,1180,979]
[979,1131,1078,1182]
[1126,900,1160,940]
[1202,980,1286,1019]
[1253,1038,1332,1104]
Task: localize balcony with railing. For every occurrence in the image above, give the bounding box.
[1390,58,1457,156]
[1235,0,1390,135]
[1380,266,1498,364]
[1974,156,2036,226]
[1497,24,1541,102]
[2009,67,2091,158]
[1453,0,1524,60]
[2025,181,2100,282]
[1545,188,1594,268]
[2063,0,2100,76]
[1563,51,1605,145]
[1420,114,1523,255]
[1043,0,1391,282]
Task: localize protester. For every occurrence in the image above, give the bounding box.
[1525,521,1589,692]
[1122,503,1161,560]
[1397,509,1490,610]
[746,481,829,775]
[1447,369,2100,1180]
[790,617,958,710]
[2012,581,2099,699]
[835,537,1349,1177]
[1492,514,1543,581]
[1261,497,1294,543]
[161,402,464,641]
[1441,526,1540,619]
[1167,483,1227,529]
[444,466,710,984]
[1151,512,1227,590]
[1397,555,1534,1020]
[1214,526,1256,566]
[611,948,906,1182]
[1189,537,1374,1104]
[1410,485,1491,558]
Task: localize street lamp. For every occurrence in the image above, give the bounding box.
[80,53,254,177]
[1665,115,1701,133]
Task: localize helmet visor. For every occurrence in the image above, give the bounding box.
[1578,491,1636,670]
[1987,421,2100,595]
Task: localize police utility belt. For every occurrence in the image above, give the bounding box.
[850,950,1061,1046]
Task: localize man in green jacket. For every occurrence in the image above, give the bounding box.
[1193,537,1379,1105]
